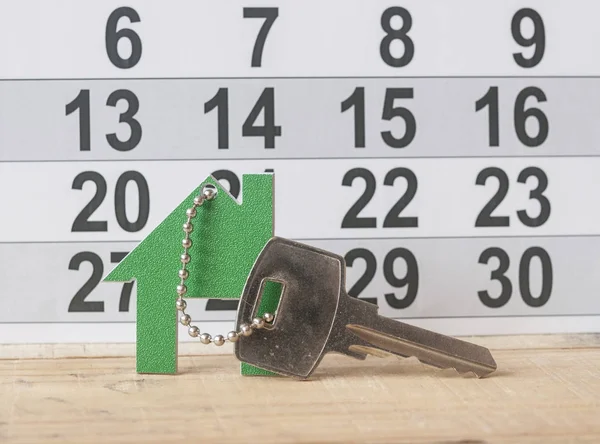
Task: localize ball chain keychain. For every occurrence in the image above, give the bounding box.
[175,183,274,346]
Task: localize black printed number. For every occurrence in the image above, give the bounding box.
[341,167,418,228]
[68,252,104,312]
[211,169,241,199]
[380,7,414,67]
[206,168,274,201]
[244,7,278,67]
[512,8,545,68]
[105,7,142,69]
[513,87,549,147]
[105,90,143,151]
[476,86,548,147]
[66,89,142,152]
[475,167,550,228]
[478,247,552,308]
[68,251,133,312]
[110,252,135,312]
[341,87,416,148]
[204,87,282,149]
[346,248,419,309]
[66,90,91,151]
[346,249,377,305]
[71,171,150,233]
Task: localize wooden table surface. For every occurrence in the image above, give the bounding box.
[1,334,599,443]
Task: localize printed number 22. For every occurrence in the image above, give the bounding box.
[342,167,418,228]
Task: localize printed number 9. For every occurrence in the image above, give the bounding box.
[512,8,545,68]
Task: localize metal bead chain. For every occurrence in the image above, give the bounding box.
[175,184,274,346]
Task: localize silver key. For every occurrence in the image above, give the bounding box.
[235,237,497,379]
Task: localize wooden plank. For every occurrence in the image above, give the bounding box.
[3,333,599,360]
[1,336,599,443]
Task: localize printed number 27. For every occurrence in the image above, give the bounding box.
[69,251,133,312]
[244,7,278,67]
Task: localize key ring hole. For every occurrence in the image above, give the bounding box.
[254,279,285,328]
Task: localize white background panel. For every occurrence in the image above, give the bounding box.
[1,1,600,348]
[2,78,600,160]
[2,317,599,345]
[0,158,598,241]
[1,237,598,323]
[0,0,600,77]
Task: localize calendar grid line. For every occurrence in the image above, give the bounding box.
[3,154,600,163]
[2,312,600,324]
[4,233,600,245]
[1,75,600,82]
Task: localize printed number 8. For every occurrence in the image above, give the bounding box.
[380,7,414,68]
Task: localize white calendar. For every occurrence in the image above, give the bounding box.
[1,0,599,346]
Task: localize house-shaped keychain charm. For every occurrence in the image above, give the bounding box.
[103,173,278,375]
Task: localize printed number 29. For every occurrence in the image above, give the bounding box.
[346,247,419,309]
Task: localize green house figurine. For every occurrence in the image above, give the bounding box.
[104,173,279,376]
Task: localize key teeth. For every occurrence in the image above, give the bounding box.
[345,349,369,361]
[452,367,493,379]
[349,345,497,378]
[345,323,498,378]
[358,342,498,377]
[402,358,497,379]
[411,355,497,379]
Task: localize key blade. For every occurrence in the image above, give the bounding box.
[334,297,497,378]
[346,320,497,377]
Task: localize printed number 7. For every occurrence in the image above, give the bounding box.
[244,7,279,67]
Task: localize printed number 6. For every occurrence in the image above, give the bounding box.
[106,7,142,69]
